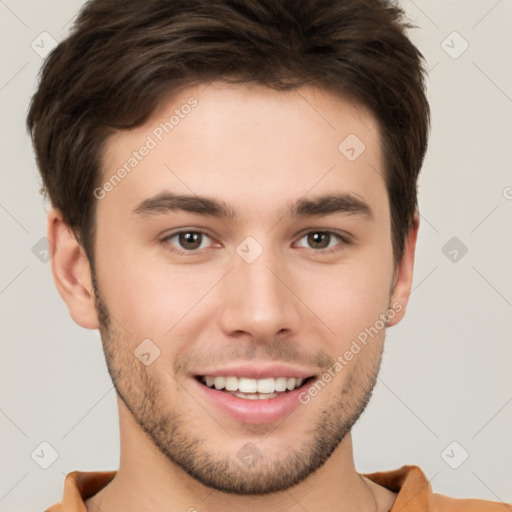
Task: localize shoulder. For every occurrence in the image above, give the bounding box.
[430,492,512,511]
[44,469,117,512]
[362,465,511,511]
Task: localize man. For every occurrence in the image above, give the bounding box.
[27,0,510,510]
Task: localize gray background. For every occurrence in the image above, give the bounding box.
[1,0,511,510]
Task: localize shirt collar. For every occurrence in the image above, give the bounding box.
[56,464,431,511]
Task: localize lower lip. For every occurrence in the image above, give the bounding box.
[191,377,314,424]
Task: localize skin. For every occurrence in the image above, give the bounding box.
[48,81,419,512]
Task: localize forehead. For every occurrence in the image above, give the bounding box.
[98,81,386,221]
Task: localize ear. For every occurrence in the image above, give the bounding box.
[47,208,99,329]
[387,211,420,327]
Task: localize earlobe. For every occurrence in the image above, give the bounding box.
[387,211,420,327]
[47,208,100,330]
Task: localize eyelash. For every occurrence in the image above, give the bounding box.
[161,229,351,256]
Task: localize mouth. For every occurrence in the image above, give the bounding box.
[195,374,316,400]
[190,364,320,424]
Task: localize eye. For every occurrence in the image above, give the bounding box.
[162,229,350,256]
[295,231,348,253]
[163,230,215,254]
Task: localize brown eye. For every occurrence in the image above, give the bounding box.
[164,230,212,253]
[307,232,330,249]
[296,231,347,252]
[178,232,203,250]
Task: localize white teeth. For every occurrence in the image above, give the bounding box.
[275,377,287,392]
[225,376,238,391]
[239,377,258,393]
[213,376,225,390]
[257,378,275,394]
[258,392,278,399]
[237,392,259,400]
[202,375,307,394]
[232,391,278,400]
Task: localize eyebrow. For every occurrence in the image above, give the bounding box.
[133,191,374,221]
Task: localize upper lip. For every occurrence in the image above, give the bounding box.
[193,363,317,380]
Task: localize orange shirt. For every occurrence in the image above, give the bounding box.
[45,465,511,511]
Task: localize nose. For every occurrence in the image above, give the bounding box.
[218,243,301,343]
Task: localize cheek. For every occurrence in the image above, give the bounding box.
[299,249,394,348]
[96,240,224,343]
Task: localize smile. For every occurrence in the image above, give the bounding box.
[196,375,314,400]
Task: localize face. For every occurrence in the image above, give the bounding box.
[90,81,403,494]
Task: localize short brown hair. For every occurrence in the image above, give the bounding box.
[27,0,430,268]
